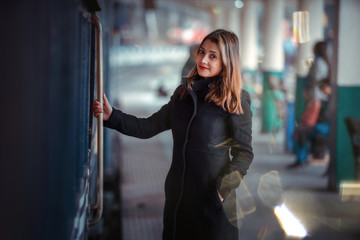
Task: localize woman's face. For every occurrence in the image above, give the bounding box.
[196,39,223,78]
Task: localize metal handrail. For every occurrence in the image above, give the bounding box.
[88,13,104,226]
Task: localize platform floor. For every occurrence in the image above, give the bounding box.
[108,64,360,240]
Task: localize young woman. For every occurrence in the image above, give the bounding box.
[93,29,253,240]
[304,41,331,101]
[288,41,332,169]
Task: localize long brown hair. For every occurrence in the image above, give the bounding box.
[179,29,244,114]
[313,41,331,77]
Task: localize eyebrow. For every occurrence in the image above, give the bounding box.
[200,47,219,55]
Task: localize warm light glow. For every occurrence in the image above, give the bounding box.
[340,181,360,201]
[274,203,307,238]
[182,30,194,42]
[211,7,221,15]
[293,11,310,43]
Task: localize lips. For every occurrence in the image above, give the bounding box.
[199,65,208,71]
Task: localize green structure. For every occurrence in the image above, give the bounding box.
[294,76,307,122]
[261,71,285,132]
[242,70,258,116]
[336,87,360,182]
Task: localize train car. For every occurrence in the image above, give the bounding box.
[1,0,120,239]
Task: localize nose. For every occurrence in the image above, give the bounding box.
[200,54,209,64]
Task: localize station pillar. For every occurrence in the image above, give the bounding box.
[228,8,241,44]
[240,0,259,77]
[328,0,360,190]
[261,0,285,132]
[240,0,259,89]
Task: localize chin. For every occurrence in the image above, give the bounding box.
[198,71,213,78]
[198,73,206,78]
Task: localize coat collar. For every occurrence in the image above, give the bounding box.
[191,76,219,93]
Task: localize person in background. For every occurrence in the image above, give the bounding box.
[287,41,331,169]
[304,41,330,102]
[288,78,332,169]
[93,29,253,240]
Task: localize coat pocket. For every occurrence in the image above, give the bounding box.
[203,187,239,238]
[212,187,224,207]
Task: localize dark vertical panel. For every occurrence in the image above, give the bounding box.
[46,1,74,238]
[102,0,112,169]
[79,12,91,179]
[46,2,92,239]
[328,0,340,191]
[88,22,98,210]
[0,1,93,239]
[0,1,51,239]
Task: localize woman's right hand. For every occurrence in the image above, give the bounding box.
[93,93,113,121]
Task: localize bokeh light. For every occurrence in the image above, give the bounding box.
[211,7,221,15]
[258,171,307,238]
[293,11,310,44]
[220,171,256,229]
[258,170,283,208]
[234,0,244,9]
[257,226,274,240]
[214,138,233,148]
[274,203,308,238]
[340,181,360,201]
[236,176,256,217]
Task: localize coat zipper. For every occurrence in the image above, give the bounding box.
[172,87,197,240]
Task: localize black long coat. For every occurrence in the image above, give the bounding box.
[104,77,254,240]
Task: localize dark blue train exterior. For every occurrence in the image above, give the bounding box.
[1,0,119,239]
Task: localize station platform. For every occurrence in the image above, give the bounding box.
[110,113,360,240]
[107,64,360,240]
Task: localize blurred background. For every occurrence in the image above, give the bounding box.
[1,0,360,240]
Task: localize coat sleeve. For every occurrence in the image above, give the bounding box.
[217,90,254,199]
[103,95,174,139]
